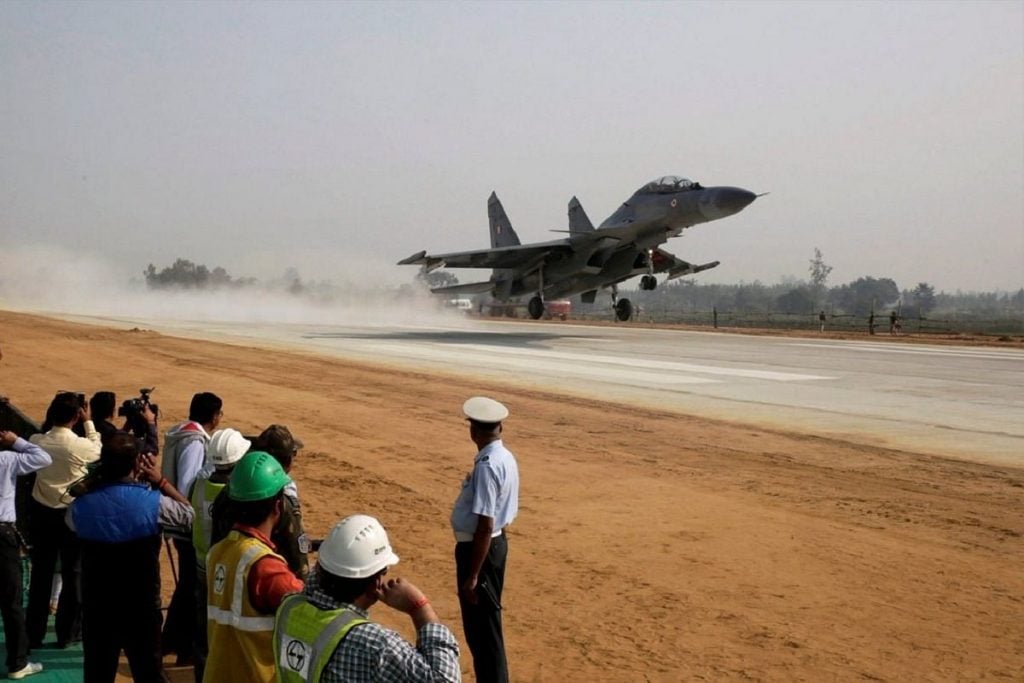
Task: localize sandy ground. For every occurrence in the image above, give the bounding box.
[1,310,1021,681]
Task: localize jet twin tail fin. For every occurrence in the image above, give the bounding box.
[488,192,522,249]
[567,196,595,233]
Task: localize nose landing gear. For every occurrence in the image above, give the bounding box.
[610,285,633,322]
[615,298,633,321]
[527,265,546,320]
[527,295,545,320]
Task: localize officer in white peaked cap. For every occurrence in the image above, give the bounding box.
[462,396,509,424]
[450,396,519,683]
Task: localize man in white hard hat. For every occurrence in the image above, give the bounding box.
[450,396,519,683]
[188,428,251,683]
[272,514,460,682]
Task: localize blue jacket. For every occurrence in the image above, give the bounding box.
[71,482,160,543]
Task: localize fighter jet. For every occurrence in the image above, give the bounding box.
[398,176,759,321]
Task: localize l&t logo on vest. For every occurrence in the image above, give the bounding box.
[213,564,227,596]
[284,639,311,678]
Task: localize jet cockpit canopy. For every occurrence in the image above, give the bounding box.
[636,176,702,195]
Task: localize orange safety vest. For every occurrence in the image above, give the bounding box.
[203,530,281,683]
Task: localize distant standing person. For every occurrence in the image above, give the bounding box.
[0,430,52,680]
[868,312,876,335]
[889,310,898,335]
[819,310,826,333]
[451,397,519,683]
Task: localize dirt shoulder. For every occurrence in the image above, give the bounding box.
[2,310,1021,681]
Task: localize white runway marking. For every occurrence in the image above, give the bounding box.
[358,340,834,383]
[362,341,718,385]
[451,344,836,381]
[788,342,1023,361]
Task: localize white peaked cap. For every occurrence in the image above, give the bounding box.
[463,396,509,423]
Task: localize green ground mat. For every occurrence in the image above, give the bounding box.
[0,619,84,682]
[0,559,83,682]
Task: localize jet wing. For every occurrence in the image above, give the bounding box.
[429,281,496,295]
[650,248,720,280]
[398,239,571,271]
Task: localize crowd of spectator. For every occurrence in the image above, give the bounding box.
[0,389,480,682]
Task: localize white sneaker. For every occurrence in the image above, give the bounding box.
[8,662,42,679]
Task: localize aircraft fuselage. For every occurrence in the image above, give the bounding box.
[509,184,755,300]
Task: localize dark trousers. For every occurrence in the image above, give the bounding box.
[81,537,167,683]
[456,532,509,683]
[161,538,196,658]
[26,500,81,646]
[0,524,29,672]
[192,567,207,683]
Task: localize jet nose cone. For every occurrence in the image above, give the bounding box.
[699,187,758,220]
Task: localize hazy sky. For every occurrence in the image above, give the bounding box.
[2,1,1022,293]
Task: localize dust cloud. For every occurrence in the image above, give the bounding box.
[0,246,473,329]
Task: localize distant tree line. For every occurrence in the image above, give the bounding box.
[144,259,318,298]
[144,259,255,290]
[606,248,1024,321]
[620,277,1020,317]
[144,255,1024,324]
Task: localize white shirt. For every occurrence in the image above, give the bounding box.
[30,423,101,509]
[450,439,519,536]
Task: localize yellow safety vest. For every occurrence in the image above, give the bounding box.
[203,531,281,683]
[273,594,368,683]
[190,477,226,568]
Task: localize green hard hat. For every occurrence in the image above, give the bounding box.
[228,451,291,502]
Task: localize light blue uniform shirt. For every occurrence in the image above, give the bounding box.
[0,437,53,522]
[450,439,519,537]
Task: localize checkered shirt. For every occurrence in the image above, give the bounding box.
[304,571,461,682]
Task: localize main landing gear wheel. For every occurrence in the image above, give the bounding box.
[527,295,545,320]
[615,298,633,322]
[640,275,657,291]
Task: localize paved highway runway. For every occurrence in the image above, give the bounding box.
[83,314,1023,467]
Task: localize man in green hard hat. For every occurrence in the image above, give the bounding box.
[203,451,304,683]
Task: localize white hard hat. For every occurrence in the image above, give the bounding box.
[318,514,400,579]
[463,396,509,423]
[208,428,251,467]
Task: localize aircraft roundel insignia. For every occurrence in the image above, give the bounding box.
[670,199,678,207]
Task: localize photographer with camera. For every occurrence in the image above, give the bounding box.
[90,390,159,456]
[26,391,101,649]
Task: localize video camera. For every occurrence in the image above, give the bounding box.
[117,387,158,423]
